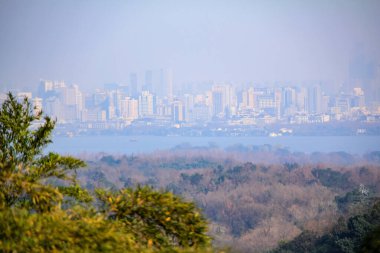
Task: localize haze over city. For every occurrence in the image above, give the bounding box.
[1,0,380,92]
[2,2,380,252]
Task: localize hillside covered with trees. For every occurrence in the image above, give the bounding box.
[76,147,380,252]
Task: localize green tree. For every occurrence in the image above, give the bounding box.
[0,93,211,252]
[96,186,210,249]
[0,93,90,212]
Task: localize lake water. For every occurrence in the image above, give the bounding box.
[47,135,380,155]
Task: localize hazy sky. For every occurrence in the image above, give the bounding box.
[0,0,380,91]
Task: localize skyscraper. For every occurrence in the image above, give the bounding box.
[144,70,153,92]
[128,99,139,120]
[183,94,194,122]
[307,85,322,114]
[129,72,138,98]
[282,87,297,116]
[139,90,155,117]
[64,84,83,121]
[172,100,185,123]
[211,85,225,118]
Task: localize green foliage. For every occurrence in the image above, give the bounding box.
[283,162,299,172]
[360,225,380,253]
[100,155,121,166]
[0,207,139,252]
[312,168,351,190]
[0,93,88,211]
[272,202,380,253]
[181,173,204,185]
[0,93,212,252]
[158,157,218,170]
[96,186,210,249]
[335,184,374,216]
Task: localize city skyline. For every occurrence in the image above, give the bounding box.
[2,75,376,131]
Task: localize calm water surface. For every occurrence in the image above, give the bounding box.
[48,135,380,155]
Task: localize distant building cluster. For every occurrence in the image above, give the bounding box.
[1,68,380,131]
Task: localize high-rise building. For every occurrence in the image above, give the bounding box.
[64,84,83,121]
[45,97,64,122]
[282,87,296,109]
[352,87,365,108]
[114,89,123,117]
[334,94,351,113]
[296,87,307,112]
[281,87,296,116]
[307,85,322,114]
[120,97,130,119]
[172,100,185,123]
[183,94,194,122]
[193,104,211,122]
[241,87,255,109]
[144,70,153,92]
[257,92,277,117]
[119,96,138,120]
[211,85,234,118]
[106,91,116,120]
[38,80,54,98]
[321,95,330,113]
[129,73,138,98]
[54,81,66,89]
[108,105,116,120]
[128,99,139,120]
[139,90,155,117]
[274,89,282,119]
[212,86,225,118]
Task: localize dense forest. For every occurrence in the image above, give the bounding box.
[77,147,380,252]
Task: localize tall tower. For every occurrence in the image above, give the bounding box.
[183,94,194,122]
[211,85,225,118]
[282,87,296,116]
[144,70,153,92]
[307,85,322,114]
[129,73,138,98]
